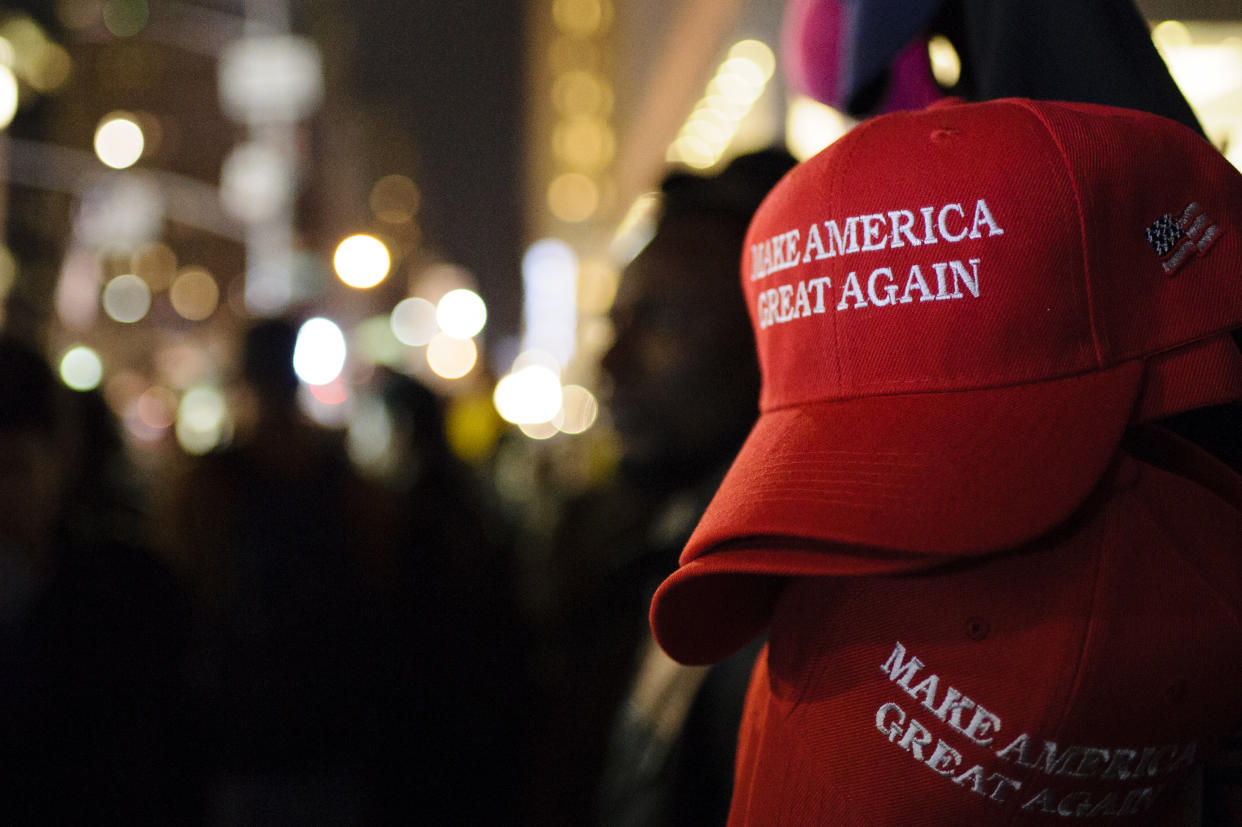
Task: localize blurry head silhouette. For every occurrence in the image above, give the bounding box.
[0,337,69,555]
[602,149,796,489]
[240,316,300,410]
[376,366,453,487]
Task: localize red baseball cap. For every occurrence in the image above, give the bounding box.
[726,435,1242,825]
[651,97,1242,665]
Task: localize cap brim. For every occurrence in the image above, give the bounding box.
[652,542,950,666]
[653,360,1145,665]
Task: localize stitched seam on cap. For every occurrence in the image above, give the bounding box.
[1048,503,1110,770]
[828,116,883,391]
[755,358,1143,415]
[1011,99,1105,365]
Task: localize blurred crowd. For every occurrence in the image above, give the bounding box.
[0,139,786,825]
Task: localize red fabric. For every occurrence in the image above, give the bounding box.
[651,98,1242,666]
[726,446,1242,824]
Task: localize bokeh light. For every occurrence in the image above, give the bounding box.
[135,385,176,430]
[521,240,578,366]
[667,39,775,169]
[27,41,71,93]
[519,421,559,440]
[0,246,17,301]
[293,317,347,385]
[103,0,149,37]
[168,266,219,321]
[426,332,477,379]
[369,174,420,224]
[446,394,502,462]
[547,172,599,222]
[308,376,349,405]
[334,234,391,288]
[554,384,599,434]
[102,273,151,323]
[391,296,439,346]
[552,0,609,37]
[131,241,177,291]
[493,364,563,424]
[347,394,395,477]
[176,385,229,455]
[94,112,144,169]
[927,35,962,88]
[553,117,614,170]
[728,38,776,80]
[576,257,620,316]
[219,141,294,223]
[355,315,407,367]
[786,95,855,161]
[436,288,487,340]
[0,65,18,130]
[552,70,610,117]
[56,250,102,331]
[59,345,103,391]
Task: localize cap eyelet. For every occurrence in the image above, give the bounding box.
[965,617,990,641]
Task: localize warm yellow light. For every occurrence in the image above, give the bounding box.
[334,234,390,288]
[1152,20,1193,55]
[552,70,610,117]
[1162,43,1242,107]
[0,246,16,300]
[710,71,764,106]
[446,394,502,462]
[728,39,775,81]
[169,266,219,321]
[547,172,599,222]
[668,135,717,169]
[552,0,609,37]
[131,241,176,291]
[553,117,614,169]
[554,384,599,434]
[786,95,855,161]
[683,116,728,145]
[28,41,70,93]
[667,40,774,168]
[576,257,620,315]
[0,65,18,129]
[94,113,144,169]
[519,421,559,440]
[426,332,477,379]
[493,364,563,424]
[548,35,599,73]
[719,56,766,88]
[927,35,961,88]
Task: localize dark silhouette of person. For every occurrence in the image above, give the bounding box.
[362,366,529,823]
[0,335,196,825]
[169,316,398,825]
[524,148,797,826]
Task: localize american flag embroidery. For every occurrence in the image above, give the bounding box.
[1144,202,1222,275]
